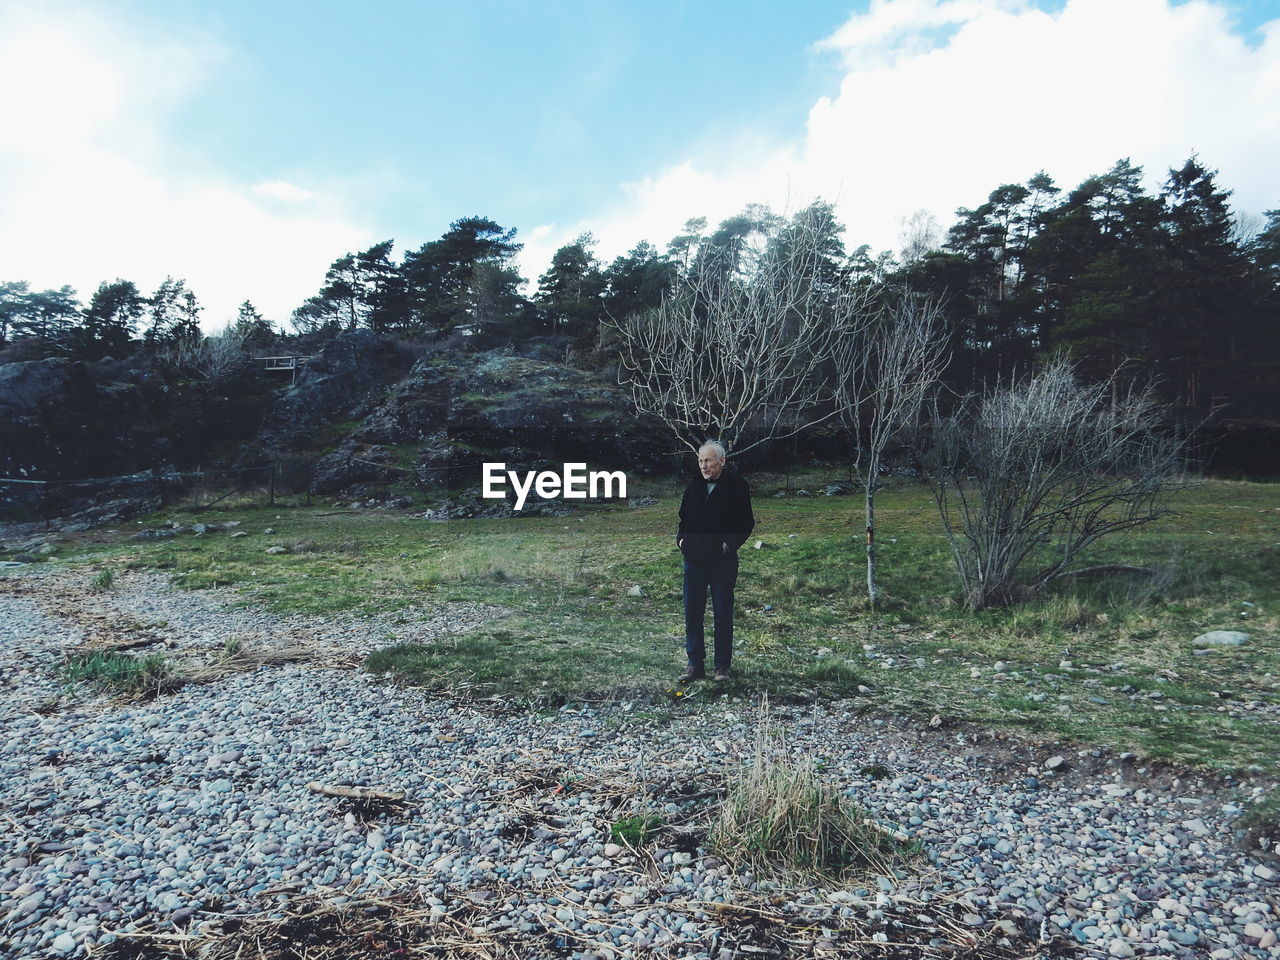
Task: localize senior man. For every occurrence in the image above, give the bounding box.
[676,441,755,682]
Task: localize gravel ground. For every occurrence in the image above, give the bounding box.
[0,563,1277,959]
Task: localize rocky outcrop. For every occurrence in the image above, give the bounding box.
[0,358,167,519]
[2,330,669,522]
[0,358,92,486]
[242,330,418,456]
[0,353,276,521]
[303,350,669,496]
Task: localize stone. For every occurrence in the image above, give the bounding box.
[1108,939,1135,958]
[1252,864,1275,881]
[1044,755,1066,770]
[11,893,44,917]
[134,528,177,540]
[627,585,644,597]
[52,932,77,954]
[1193,630,1250,648]
[266,546,287,554]
[603,844,623,858]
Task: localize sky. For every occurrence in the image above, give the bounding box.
[1,0,1277,330]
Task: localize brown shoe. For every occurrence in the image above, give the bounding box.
[679,664,706,683]
[714,670,731,682]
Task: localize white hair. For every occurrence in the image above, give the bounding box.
[698,441,726,460]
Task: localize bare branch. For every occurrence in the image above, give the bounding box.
[606,209,873,454]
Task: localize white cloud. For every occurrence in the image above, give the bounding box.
[520,0,1280,283]
[0,2,372,330]
[252,181,316,203]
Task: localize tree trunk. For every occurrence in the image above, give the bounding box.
[864,476,879,612]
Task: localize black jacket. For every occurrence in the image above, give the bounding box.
[677,469,755,563]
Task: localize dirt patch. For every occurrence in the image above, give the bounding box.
[825,702,1274,806]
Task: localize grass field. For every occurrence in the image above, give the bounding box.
[22,470,1280,777]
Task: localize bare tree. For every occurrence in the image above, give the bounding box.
[836,291,948,609]
[920,358,1184,610]
[608,208,872,455]
[898,209,941,265]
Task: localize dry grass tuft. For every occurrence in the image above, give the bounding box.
[709,694,919,882]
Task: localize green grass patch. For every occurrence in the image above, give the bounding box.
[610,814,663,846]
[88,568,114,593]
[54,473,1280,776]
[58,651,180,697]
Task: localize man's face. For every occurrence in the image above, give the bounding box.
[699,448,725,480]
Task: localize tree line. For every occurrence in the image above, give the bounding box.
[0,277,276,364]
[2,152,1276,434]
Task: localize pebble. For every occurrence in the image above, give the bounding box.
[1,564,1276,960]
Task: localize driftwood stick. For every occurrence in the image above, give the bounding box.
[865,820,911,843]
[306,782,406,802]
[77,636,166,653]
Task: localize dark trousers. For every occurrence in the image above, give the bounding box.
[683,555,739,673]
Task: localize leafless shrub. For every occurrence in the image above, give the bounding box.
[194,323,250,379]
[155,322,248,379]
[919,358,1185,610]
